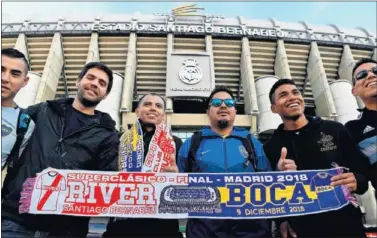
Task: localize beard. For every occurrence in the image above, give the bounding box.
[217,119,229,129]
[283,114,301,121]
[77,89,101,107]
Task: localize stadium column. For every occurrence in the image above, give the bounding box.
[338,44,365,109]
[121,32,137,129]
[338,44,354,82]
[306,41,337,120]
[34,32,64,103]
[205,34,217,104]
[274,39,291,79]
[14,33,30,64]
[205,34,216,96]
[165,33,174,127]
[86,32,100,63]
[240,37,259,134]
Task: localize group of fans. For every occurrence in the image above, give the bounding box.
[1,47,376,237]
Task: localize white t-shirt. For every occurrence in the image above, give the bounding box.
[1,106,35,168]
[36,171,67,211]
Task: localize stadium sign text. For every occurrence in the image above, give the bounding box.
[91,23,284,38]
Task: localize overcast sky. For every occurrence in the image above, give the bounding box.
[2,2,376,35]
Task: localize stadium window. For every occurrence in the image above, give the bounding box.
[173,129,199,142]
[173,98,207,114]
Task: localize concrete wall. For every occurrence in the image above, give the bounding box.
[240,37,259,133]
[240,37,259,115]
[274,39,291,79]
[306,41,337,119]
[373,48,377,61]
[337,44,366,108]
[14,33,29,63]
[338,44,354,83]
[329,80,359,125]
[205,34,216,95]
[120,33,137,115]
[86,32,100,63]
[96,72,124,129]
[165,33,174,126]
[339,45,366,109]
[14,72,41,108]
[255,75,282,134]
[34,32,64,103]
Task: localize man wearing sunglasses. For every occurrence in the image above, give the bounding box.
[345,58,377,200]
[178,86,272,238]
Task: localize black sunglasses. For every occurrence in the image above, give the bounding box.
[355,66,377,81]
[209,98,236,108]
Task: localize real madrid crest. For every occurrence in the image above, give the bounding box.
[179,59,203,85]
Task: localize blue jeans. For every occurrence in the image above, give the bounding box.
[1,219,49,238]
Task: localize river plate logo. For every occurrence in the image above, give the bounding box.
[179,59,203,85]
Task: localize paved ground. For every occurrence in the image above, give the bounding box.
[88,218,187,237]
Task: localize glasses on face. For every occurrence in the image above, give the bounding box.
[355,66,377,81]
[209,98,236,108]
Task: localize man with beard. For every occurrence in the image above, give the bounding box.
[177,86,273,238]
[104,93,183,238]
[1,62,119,237]
[263,79,370,237]
[345,58,377,200]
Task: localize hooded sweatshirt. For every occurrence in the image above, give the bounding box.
[263,116,369,237]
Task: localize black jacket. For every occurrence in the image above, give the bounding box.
[345,108,377,199]
[104,123,183,238]
[1,98,119,236]
[263,116,368,237]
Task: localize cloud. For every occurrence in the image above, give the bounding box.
[2,2,110,22]
[310,2,334,18]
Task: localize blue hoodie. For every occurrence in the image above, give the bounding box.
[178,127,272,238]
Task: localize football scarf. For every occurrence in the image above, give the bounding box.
[19,167,354,219]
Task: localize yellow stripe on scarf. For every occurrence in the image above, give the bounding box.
[132,124,138,151]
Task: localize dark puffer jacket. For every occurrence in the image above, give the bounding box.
[1,98,119,236]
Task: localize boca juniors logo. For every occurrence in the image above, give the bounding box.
[179,59,203,85]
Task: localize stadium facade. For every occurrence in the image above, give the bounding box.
[2,6,377,232]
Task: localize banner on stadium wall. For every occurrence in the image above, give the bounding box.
[20,168,352,219]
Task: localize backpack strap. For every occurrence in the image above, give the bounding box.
[228,134,258,171]
[242,134,259,172]
[186,131,202,172]
[6,108,31,169]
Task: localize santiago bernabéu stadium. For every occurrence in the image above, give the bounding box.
[2,3,376,236]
